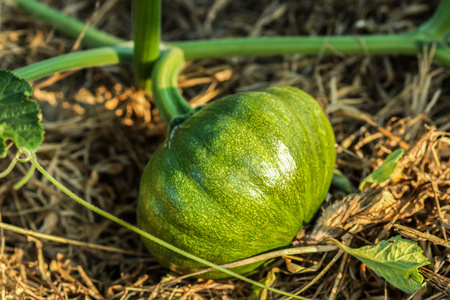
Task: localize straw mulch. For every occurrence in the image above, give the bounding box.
[1,0,449,299]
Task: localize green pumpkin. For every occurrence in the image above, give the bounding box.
[137,86,336,279]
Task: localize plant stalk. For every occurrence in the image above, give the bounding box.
[151,47,193,125]
[14,31,443,82]
[12,44,132,82]
[171,34,419,60]
[133,0,161,92]
[10,0,450,73]
[12,0,124,47]
[417,0,450,39]
[12,0,450,49]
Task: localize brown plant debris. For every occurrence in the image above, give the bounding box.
[1,0,449,299]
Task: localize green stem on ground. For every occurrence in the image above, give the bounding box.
[435,46,450,66]
[417,0,450,39]
[14,30,448,82]
[9,0,450,81]
[12,43,133,81]
[13,164,35,190]
[0,157,17,178]
[133,0,161,92]
[171,34,419,59]
[12,0,124,48]
[27,151,310,300]
[12,0,450,49]
[151,47,193,125]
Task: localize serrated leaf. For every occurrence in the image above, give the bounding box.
[359,148,404,190]
[332,236,429,294]
[0,70,44,157]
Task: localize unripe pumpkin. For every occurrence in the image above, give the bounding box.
[137,86,336,279]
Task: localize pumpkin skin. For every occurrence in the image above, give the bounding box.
[137,86,336,279]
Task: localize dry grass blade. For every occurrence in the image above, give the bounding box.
[394,224,450,249]
[0,221,147,256]
[419,267,450,296]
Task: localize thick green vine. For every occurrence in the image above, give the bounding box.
[133,0,161,92]
[10,0,450,73]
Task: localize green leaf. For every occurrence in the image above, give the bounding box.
[359,148,404,190]
[330,169,352,196]
[0,70,44,157]
[330,236,429,294]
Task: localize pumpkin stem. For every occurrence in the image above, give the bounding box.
[133,0,161,93]
[416,0,450,40]
[151,47,194,126]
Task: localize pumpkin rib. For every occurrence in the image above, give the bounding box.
[272,87,336,220]
[146,110,288,264]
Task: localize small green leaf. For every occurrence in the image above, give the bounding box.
[330,169,352,195]
[359,148,404,190]
[0,70,44,157]
[330,236,429,294]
